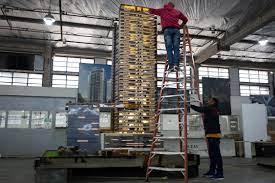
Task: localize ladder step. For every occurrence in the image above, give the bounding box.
[159,108,184,111]
[154,136,185,139]
[152,151,185,155]
[161,94,184,98]
[148,167,185,172]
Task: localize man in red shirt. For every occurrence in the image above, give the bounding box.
[149,2,188,71]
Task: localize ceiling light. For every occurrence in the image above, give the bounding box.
[43,13,55,25]
[258,39,268,46]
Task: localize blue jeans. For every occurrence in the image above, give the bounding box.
[164,27,180,67]
[208,138,223,175]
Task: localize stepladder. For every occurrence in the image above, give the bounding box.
[145,26,201,183]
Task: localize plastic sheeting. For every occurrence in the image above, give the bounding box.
[0,0,275,60]
[3,0,273,30]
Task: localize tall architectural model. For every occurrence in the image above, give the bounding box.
[113,4,157,133]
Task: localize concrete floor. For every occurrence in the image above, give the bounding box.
[0,158,274,183]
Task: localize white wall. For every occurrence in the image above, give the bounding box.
[0,85,77,98]
[0,85,76,156]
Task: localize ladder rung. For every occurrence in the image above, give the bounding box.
[159,108,184,111]
[152,151,185,155]
[161,94,184,98]
[149,167,185,172]
[154,136,185,139]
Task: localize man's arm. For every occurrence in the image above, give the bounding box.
[190,105,210,113]
[149,8,162,16]
[179,12,188,28]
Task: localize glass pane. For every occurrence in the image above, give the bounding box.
[250,86,259,90]
[239,70,248,74]
[240,78,249,82]
[31,111,52,129]
[67,62,79,68]
[29,74,42,79]
[52,75,66,80]
[208,68,218,72]
[239,73,249,78]
[250,78,259,83]
[0,77,12,83]
[13,83,27,86]
[28,78,42,84]
[13,78,27,83]
[240,85,249,90]
[13,73,28,78]
[7,111,29,128]
[66,85,78,88]
[157,81,162,87]
[52,84,66,88]
[199,67,208,72]
[0,72,12,77]
[55,112,67,127]
[157,64,165,69]
[0,82,11,85]
[53,56,67,62]
[68,57,80,63]
[28,83,42,87]
[53,66,67,71]
[67,67,79,72]
[0,111,6,128]
[52,79,66,85]
[249,70,258,75]
[81,58,94,64]
[67,75,79,81]
[157,72,164,77]
[53,61,66,67]
[67,80,78,85]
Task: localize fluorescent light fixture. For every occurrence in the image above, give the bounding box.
[258,39,268,46]
[43,13,55,25]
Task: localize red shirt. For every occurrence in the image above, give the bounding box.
[150,3,188,30]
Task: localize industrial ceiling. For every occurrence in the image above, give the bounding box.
[0,0,275,63]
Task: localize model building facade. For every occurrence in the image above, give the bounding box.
[113,4,157,133]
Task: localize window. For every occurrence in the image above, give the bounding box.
[239,69,268,83]
[53,56,95,73]
[55,112,67,128]
[107,60,112,65]
[7,111,30,128]
[52,75,79,88]
[31,111,52,129]
[199,83,203,95]
[0,111,6,128]
[157,64,191,78]
[0,72,42,87]
[0,72,12,85]
[52,56,99,88]
[28,74,43,86]
[240,85,269,96]
[199,67,229,79]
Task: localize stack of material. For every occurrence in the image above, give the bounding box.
[114,4,157,133]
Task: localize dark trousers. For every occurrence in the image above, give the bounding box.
[207,138,223,175]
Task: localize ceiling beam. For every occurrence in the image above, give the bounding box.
[203,58,275,70]
[0,15,113,30]
[195,1,275,64]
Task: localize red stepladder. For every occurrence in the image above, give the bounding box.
[145,26,201,183]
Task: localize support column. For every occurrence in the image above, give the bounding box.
[269,71,275,96]
[229,67,240,96]
[43,45,53,87]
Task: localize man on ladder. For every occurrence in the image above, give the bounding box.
[149,2,188,71]
[145,2,193,183]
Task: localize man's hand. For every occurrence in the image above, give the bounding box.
[180,23,186,29]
